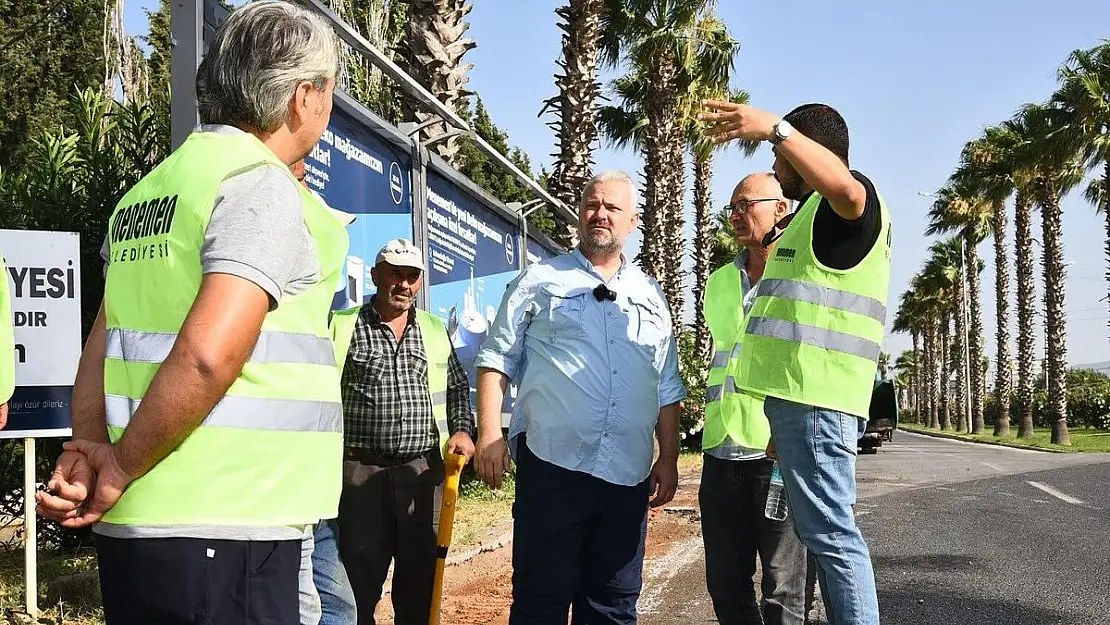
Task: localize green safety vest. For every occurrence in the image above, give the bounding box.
[736,190,892,418]
[330,305,452,457]
[0,251,14,403]
[701,256,769,452]
[100,130,349,527]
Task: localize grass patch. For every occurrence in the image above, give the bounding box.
[0,546,103,624]
[677,449,704,475]
[453,470,516,547]
[901,422,1110,453]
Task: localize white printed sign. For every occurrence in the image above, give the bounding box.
[0,229,81,438]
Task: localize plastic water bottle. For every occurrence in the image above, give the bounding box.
[764,461,789,521]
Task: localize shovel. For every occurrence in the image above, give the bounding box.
[429,452,468,625]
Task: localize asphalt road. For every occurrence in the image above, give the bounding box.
[640,431,1110,624]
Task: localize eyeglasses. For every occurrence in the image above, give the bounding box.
[726,198,778,215]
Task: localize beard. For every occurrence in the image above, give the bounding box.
[579,224,621,256]
[776,169,807,201]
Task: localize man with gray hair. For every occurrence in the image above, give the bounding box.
[35,3,346,624]
[474,170,685,623]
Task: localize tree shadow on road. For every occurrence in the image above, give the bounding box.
[873,553,986,573]
[878,584,1087,625]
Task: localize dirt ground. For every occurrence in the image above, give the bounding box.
[374,474,703,625]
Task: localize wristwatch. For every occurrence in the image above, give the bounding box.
[769,119,793,145]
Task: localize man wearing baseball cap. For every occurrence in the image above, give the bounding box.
[329,239,476,625]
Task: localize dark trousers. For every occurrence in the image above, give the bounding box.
[95,534,301,625]
[337,450,444,625]
[509,436,650,625]
[699,455,808,625]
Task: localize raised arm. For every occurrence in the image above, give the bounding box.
[699,99,867,220]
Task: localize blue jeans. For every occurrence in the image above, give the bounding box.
[299,519,358,625]
[763,396,879,625]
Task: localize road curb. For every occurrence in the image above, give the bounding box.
[900,427,1069,453]
[445,523,514,567]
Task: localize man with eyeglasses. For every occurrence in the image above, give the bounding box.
[700,172,808,625]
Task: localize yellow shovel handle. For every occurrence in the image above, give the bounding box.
[429,452,468,625]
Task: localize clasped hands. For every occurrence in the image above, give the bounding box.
[35,440,133,529]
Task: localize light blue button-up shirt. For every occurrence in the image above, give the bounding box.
[474,249,686,486]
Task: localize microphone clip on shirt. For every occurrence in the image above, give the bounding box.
[593,283,617,302]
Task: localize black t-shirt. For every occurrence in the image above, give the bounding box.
[801,171,882,270]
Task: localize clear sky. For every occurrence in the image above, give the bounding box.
[125,1,1110,368]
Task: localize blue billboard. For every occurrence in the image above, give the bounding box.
[527,235,559,265]
[305,102,413,310]
[425,168,521,420]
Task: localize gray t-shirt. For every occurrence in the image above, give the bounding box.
[96,125,320,541]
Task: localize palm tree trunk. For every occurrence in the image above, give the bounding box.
[940,318,952,430]
[1015,191,1036,438]
[925,322,939,429]
[912,331,922,423]
[692,151,714,363]
[401,0,476,165]
[639,55,677,284]
[1103,161,1110,345]
[1039,181,1071,445]
[965,230,986,434]
[992,202,1012,436]
[954,267,968,433]
[549,0,604,217]
[661,125,686,333]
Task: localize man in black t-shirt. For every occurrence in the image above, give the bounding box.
[699,100,887,625]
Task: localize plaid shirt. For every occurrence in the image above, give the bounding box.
[340,301,475,457]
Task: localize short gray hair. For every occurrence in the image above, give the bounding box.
[197,1,339,132]
[581,170,638,211]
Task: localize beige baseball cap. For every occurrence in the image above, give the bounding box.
[375,238,425,271]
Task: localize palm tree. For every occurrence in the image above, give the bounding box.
[966,123,1038,438]
[956,129,1015,436]
[926,183,991,433]
[877,351,891,379]
[894,350,917,419]
[543,0,607,240]
[1054,41,1110,340]
[600,0,710,289]
[689,87,756,362]
[400,0,476,165]
[600,0,731,331]
[924,238,965,431]
[668,10,740,338]
[894,288,928,423]
[1009,103,1085,445]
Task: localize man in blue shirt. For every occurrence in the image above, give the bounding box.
[474,170,686,624]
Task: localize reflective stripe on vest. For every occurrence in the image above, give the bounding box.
[0,252,14,403]
[705,375,738,402]
[105,328,337,366]
[330,305,453,456]
[746,317,881,362]
[105,394,343,432]
[99,130,349,528]
[709,343,742,370]
[737,189,892,418]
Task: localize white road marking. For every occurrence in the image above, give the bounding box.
[981,462,1004,472]
[637,536,702,615]
[1026,481,1085,505]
